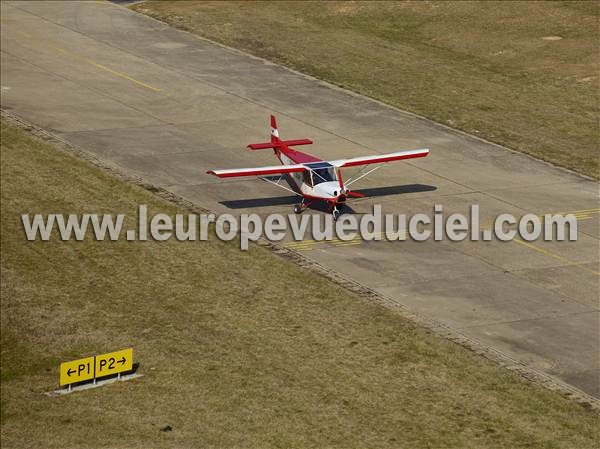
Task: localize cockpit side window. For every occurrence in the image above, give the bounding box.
[302,170,313,187]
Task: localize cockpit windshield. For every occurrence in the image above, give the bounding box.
[311,167,336,185]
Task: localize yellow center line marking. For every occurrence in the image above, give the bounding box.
[512,239,600,276]
[286,242,323,249]
[294,242,320,248]
[561,210,598,215]
[49,44,162,93]
[85,60,161,92]
[287,239,322,245]
[555,208,600,214]
[9,28,32,39]
[8,28,161,93]
[546,212,593,216]
[285,208,596,252]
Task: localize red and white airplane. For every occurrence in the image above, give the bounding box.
[207,115,429,220]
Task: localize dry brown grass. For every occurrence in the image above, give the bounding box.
[1,119,599,448]
[133,0,600,178]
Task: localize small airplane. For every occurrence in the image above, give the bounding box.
[207,115,429,220]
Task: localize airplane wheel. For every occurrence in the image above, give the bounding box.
[294,205,302,214]
[332,208,341,221]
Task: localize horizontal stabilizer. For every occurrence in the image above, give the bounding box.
[248,139,313,150]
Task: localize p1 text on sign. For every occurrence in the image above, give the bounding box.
[60,356,95,386]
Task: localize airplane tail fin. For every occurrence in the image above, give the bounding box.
[247,115,314,150]
[270,114,280,143]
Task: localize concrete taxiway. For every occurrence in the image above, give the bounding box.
[1,1,598,399]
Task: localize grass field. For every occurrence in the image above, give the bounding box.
[132,1,599,178]
[1,120,600,448]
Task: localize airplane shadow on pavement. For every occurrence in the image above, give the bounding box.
[219,184,437,211]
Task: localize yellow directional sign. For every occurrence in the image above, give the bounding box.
[95,348,133,378]
[59,348,134,388]
[60,356,95,386]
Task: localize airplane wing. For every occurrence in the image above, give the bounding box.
[207,163,306,178]
[330,148,429,168]
[207,149,429,177]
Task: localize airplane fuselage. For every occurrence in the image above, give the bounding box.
[275,146,345,202]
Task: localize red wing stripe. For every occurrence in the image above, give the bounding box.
[334,149,429,168]
[207,164,306,178]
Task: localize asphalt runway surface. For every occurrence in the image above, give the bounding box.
[1,1,598,399]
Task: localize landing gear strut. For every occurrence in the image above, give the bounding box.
[294,199,312,214]
[332,206,341,221]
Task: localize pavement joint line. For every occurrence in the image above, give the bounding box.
[511,239,600,276]
[58,118,240,137]
[455,310,600,331]
[444,238,600,311]
[60,123,177,135]
[556,208,600,214]
[477,180,599,194]
[118,146,254,157]
[480,189,600,225]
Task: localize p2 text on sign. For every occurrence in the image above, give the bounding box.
[95,348,133,378]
